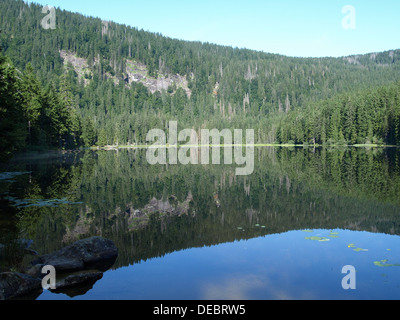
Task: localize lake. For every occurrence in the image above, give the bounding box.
[1,146,400,300]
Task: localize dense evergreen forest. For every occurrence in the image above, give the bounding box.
[1,0,400,160]
[275,82,400,146]
[0,44,82,161]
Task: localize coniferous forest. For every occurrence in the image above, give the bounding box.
[1,0,400,161]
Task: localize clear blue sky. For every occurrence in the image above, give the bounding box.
[27,0,400,58]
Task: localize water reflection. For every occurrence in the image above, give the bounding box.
[37,229,400,300]
[1,147,400,299]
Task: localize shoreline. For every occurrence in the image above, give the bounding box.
[4,144,397,163]
[91,143,398,150]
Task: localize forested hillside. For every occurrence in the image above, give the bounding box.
[275,82,400,146]
[1,0,400,157]
[0,45,82,161]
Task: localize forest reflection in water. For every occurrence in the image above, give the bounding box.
[1,146,400,299]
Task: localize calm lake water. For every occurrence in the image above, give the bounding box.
[1,147,400,300]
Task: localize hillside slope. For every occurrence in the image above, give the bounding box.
[1,0,400,146]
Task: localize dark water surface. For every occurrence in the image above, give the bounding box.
[1,147,400,300]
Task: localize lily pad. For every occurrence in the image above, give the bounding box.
[347,243,368,252]
[374,259,400,267]
[305,236,330,242]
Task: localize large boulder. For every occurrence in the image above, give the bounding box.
[1,237,118,300]
[55,271,103,290]
[51,270,103,298]
[32,236,118,273]
[0,272,42,300]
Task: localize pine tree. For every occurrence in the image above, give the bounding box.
[81,117,96,147]
[21,63,42,145]
[97,127,108,146]
[329,109,340,143]
[320,118,327,145]
[0,53,27,160]
[113,122,120,146]
[59,74,82,147]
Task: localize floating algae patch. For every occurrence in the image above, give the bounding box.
[5,196,83,208]
[347,243,368,252]
[374,260,400,267]
[305,236,330,242]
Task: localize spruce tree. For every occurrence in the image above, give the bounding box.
[0,52,27,160]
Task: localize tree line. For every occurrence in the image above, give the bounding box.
[274,81,400,146]
[0,45,92,161]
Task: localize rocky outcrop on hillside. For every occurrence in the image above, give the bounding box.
[60,50,92,86]
[59,50,191,97]
[125,59,191,96]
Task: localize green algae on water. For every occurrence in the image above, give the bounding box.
[374,259,400,267]
[305,236,330,242]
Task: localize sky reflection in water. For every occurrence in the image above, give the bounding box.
[38,228,400,300]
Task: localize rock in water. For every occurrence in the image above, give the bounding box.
[1,237,118,300]
[54,271,103,290]
[0,272,42,300]
[33,236,118,273]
